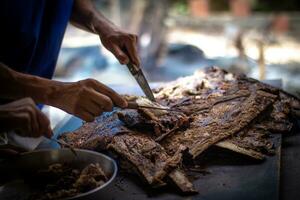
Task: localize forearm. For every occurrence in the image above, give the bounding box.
[0,63,60,105]
[70,0,116,37]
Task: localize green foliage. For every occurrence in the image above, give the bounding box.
[170,0,188,15]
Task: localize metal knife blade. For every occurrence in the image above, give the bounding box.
[126,62,156,102]
[127,101,180,112]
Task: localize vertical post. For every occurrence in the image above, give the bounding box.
[230,0,251,17]
[189,0,210,17]
[138,0,170,71]
[110,0,121,26]
[129,0,147,33]
[258,41,265,80]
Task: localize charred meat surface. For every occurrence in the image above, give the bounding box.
[59,111,130,151]
[155,66,299,158]
[61,108,193,192]
[117,98,190,141]
[160,89,276,158]
[108,132,186,187]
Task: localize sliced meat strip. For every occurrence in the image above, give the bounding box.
[107,132,191,189]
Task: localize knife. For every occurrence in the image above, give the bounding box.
[127,101,180,112]
[126,62,156,102]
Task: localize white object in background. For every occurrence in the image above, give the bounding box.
[6,132,45,151]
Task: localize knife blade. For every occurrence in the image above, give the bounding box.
[126,62,156,102]
[127,101,180,112]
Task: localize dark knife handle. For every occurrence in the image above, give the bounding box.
[126,62,140,76]
[127,101,139,109]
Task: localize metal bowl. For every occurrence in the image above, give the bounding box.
[0,149,117,200]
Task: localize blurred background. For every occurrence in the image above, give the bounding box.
[49,0,300,127]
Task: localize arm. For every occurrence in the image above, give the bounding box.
[0,63,127,122]
[0,62,56,104]
[70,0,140,66]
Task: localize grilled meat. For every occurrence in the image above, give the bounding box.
[155,66,299,159]
[160,89,276,158]
[60,109,194,192]
[60,66,299,193]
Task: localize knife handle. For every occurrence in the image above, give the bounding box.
[126,62,140,76]
[127,101,139,109]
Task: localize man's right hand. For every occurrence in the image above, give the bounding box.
[0,63,127,123]
[49,79,128,122]
[0,98,52,138]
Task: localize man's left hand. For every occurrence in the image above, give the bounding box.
[98,27,140,67]
[70,0,141,67]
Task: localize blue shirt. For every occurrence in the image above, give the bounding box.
[0,0,73,79]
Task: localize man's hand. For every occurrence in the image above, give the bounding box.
[0,64,127,122]
[70,0,140,66]
[98,28,140,66]
[0,98,52,138]
[49,79,128,122]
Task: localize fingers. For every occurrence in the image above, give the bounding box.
[15,112,33,137]
[24,104,40,137]
[90,91,113,112]
[101,32,140,66]
[124,34,140,67]
[82,99,103,115]
[12,98,52,138]
[110,44,129,65]
[72,80,128,122]
[72,88,111,122]
[23,98,51,138]
[86,79,127,108]
[77,93,108,119]
[53,79,128,122]
[74,90,113,121]
[35,109,52,138]
[96,86,127,108]
[74,107,95,122]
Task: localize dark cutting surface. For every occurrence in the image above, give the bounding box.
[39,80,297,200]
[99,137,281,200]
[281,120,300,200]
